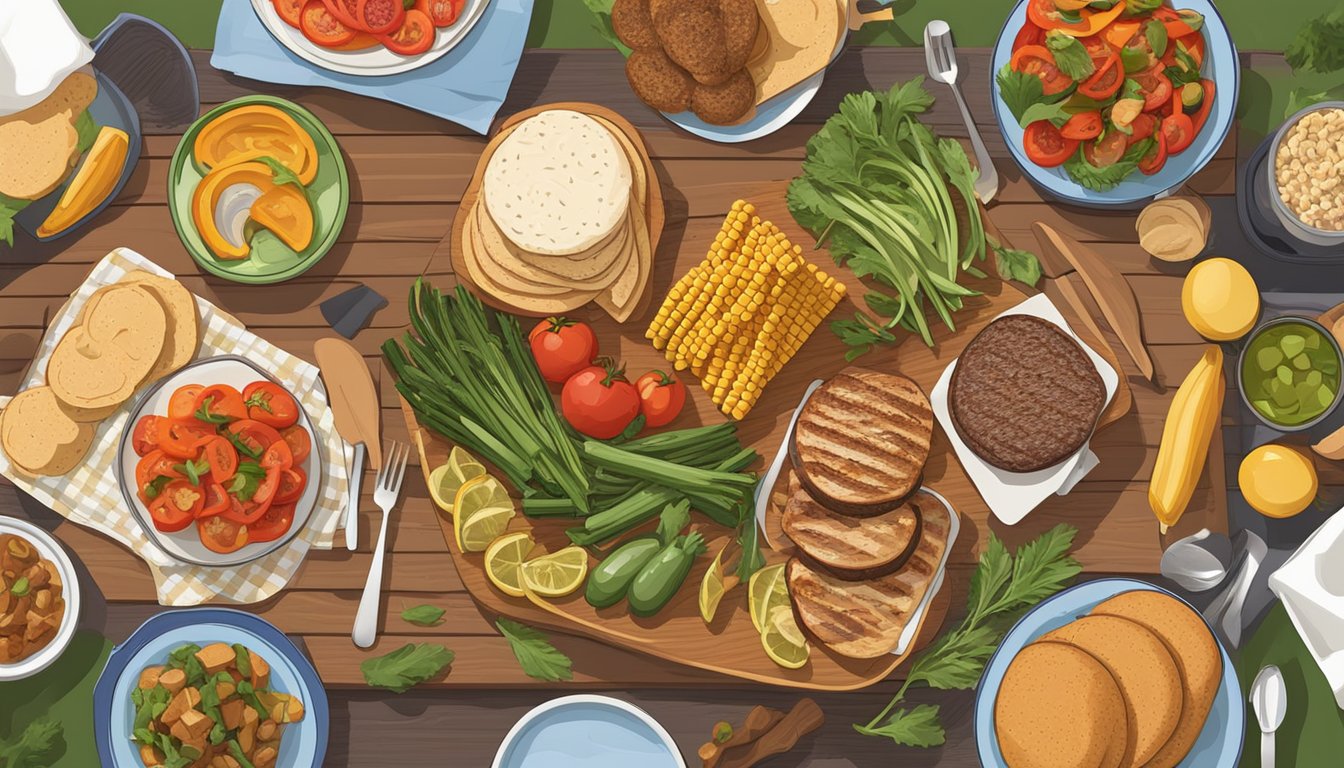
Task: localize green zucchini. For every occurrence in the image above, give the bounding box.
[585,535,663,608]
[1180,82,1204,113]
[628,533,707,617]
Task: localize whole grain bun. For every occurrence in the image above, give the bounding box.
[47,284,167,410]
[0,387,94,476]
[118,271,200,383]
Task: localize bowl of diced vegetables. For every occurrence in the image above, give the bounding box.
[990,0,1237,207]
[1238,315,1343,432]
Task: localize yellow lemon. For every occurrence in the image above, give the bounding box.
[520,546,589,598]
[484,531,534,598]
[1239,443,1317,518]
[748,563,787,634]
[761,605,809,670]
[1182,258,1259,342]
[453,475,515,552]
[699,548,728,624]
[428,446,487,514]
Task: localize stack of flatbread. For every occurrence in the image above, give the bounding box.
[0,271,199,476]
[459,108,653,323]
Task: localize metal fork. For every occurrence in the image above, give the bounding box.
[352,440,410,649]
[924,20,1000,204]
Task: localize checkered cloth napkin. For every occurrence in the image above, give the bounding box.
[0,248,352,605]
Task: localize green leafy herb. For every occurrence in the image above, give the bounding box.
[225,430,263,460]
[1285,85,1344,118]
[654,499,691,546]
[229,461,267,500]
[1045,31,1094,81]
[1017,100,1072,128]
[227,739,258,768]
[173,457,211,486]
[244,390,273,414]
[1285,7,1344,74]
[580,0,632,57]
[143,475,173,500]
[996,65,1046,125]
[1120,78,1145,102]
[401,604,447,626]
[74,110,99,154]
[194,397,231,424]
[991,243,1043,287]
[1145,19,1168,58]
[496,619,573,682]
[10,575,29,597]
[1165,42,1202,87]
[0,717,63,768]
[255,156,303,190]
[361,642,454,693]
[856,526,1081,748]
[1123,0,1161,15]
[1177,10,1204,32]
[1064,138,1154,191]
[1121,45,1152,74]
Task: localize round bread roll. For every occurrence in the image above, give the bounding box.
[995,642,1127,768]
[1,387,95,476]
[47,284,167,410]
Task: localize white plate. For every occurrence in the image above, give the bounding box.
[0,517,81,681]
[930,294,1118,525]
[116,356,324,568]
[893,487,959,656]
[493,695,686,768]
[250,0,491,77]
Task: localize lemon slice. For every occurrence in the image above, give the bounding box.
[428,446,487,514]
[520,546,589,598]
[699,548,728,624]
[453,475,515,553]
[748,563,788,634]
[484,531,534,598]
[762,605,809,670]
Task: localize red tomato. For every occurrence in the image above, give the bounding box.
[1128,113,1158,143]
[1161,112,1196,154]
[224,469,280,525]
[377,9,434,55]
[1011,21,1046,51]
[634,371,687,428]
[1083,130,1128,168]
[1134,66,1172,113]
[157,418,216,460]
[1060,111,1103,140]
[357,0,405,35]
[529,317,599,384]
[560,359,642,440]
[201,482,231,519]
[150,480,204,532]
[1078,53,1121,99]
[273,0,305,27]
[1024,121,1078,168]
[168,384,204,421]
[274,468,307,505]
[322,0,363,28]
[261,440,294,471]
[248,503,296,544]
[299,0,357,46]
[227,420,284,458]
[193,384,247,424]
[200,437,239,482]
[242,381,300,429]
[1139,131,1169,175]
[1189,79,1215,137]
[132,415,162,457]
[415,0,459,27]
[281,425,312,464]
[198,515,249,554]
[136,450,184,498]
[1010,45,1073,96]
[1078,34,1113,63]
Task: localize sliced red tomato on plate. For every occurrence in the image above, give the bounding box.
[274,468,307,505]
[132,415,162,457]
[280,425,312,464]
[193,384,247,424]
[150,480,204,532]
[1128,113,1158,143]
[273,0,305,27]
[300,0,357,46]
[136,449,183,493]
[157,418,216,459]
[200,436,239,482]
[1010,45,1073,96]
[1024,121,1078,168]
[223,469,280,525]
[1161,112,1196,154]
[1078,53,1122,99]
[1078,34,1113,64]
[242,381,300,429]
[1189,79,1215,137]
[415,0,459,27]
[1139,131,1169,175]
[1083,130,1128,168]
[201,482,231,519]
[199,515,249,554]
[322,0,363,29]
[1134,66,1172,113]
[261,440,294,471]
[356,0,405,34]
[1025,0,1124,37]
[378,9,435,55]
[168,384,204,421]
[227,419,284,458]
[1060,111,1103,140]
[248,503,296,544]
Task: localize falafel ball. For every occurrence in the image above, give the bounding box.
[691,69,756,125]
[611,0,659,51]
[627,48,696,114]
[717,0,759,72]
[653,0,734,86]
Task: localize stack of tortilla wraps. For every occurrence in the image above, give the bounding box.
[459,108,654,323]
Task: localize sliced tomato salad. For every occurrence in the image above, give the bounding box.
[1001,0,1213,189]
[281,0,446,56]
[132,380,312,554]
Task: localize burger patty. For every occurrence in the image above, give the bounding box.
[950,314,1106,473]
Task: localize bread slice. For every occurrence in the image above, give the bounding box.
[0,387,94,476]
[791,369,933,514]
[47,284,166,410]
[781,477,924,580]
[786,497,950,658]
[119,271,200,383]
[0,73,98,201]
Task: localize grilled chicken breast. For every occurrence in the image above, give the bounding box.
[787,498,950,659]
[782,479,926,580]
[791,369,934,515]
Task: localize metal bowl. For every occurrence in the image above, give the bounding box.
[1266,101,1344,248]
[1236,314,1344,433]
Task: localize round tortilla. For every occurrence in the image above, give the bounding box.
[473,201,625,291]
[460,205,598,312]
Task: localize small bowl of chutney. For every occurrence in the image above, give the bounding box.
[1238,315,1343,432]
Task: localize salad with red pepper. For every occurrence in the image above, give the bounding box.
[997,0,1215,190]
[130,380,312,555]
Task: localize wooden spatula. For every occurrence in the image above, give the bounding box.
[315,338,381,551]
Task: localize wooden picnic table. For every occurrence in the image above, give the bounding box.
[0,46,1267,765]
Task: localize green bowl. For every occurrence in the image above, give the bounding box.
[168,95,349,284]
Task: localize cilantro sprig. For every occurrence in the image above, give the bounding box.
[496,619,573,683]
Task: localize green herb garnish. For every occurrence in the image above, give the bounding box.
[172,457,211,486]
[9,576,29,597]
[401,604,447,626]
[360,642,454,693]
[1045,30,1095,81]
[496,619,573,683]
[1286,7,1344,74]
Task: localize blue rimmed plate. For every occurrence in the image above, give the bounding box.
[94,608,328,767]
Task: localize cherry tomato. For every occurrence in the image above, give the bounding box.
[415,0,459,27]
[1024,121,1078,168]
[1189,79,1215,137]
[248,503,296,544]
[1139,131,1169,175]
[1128,113,1158,143]
[1083,130,1129,168]
[193,384,247,424]
[273,0,305,27]
[634,371,686,428]
[1134,66,1172,113]
[1010,45,1073,96]
[560,358,642,440]
[261,440,294,471]
[1161,112,1196,155]
[168,384,204,421]
[322,0,363,28]
[299,0,356,46]
[198,515,249,554]
[132,415,162,457]
[136,449,184,498]
[1025,0,1123,36]
[157,418,216,460]
[1011,20,1046,51]
[281,425,312,464]
[150,480,205,532]
[1078,53,1122,100]
[227,420,284,458]
[242,381,300,429]
[1060,111,1103,140]
[274,468,307,505]
[201,482,231,519]
[356,0,405,34]
[377,8,434,55]
[529,317,599,384]
[200,436,239,482]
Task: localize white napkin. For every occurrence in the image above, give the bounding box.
[1269,507,1344,709]
[0,0,93,116]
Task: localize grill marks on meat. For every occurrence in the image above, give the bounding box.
[782,479,924,578]
[950,315,1105,473]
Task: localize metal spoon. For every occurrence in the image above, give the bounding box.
[1203,530,1267,649]
[923,20,999,204]
[1251,664,1287,768]
[1160,528,1232,592]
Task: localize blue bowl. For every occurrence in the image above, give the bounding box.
[989,0,1238,207]
[94,608,328,767]
[974,578,1243,767]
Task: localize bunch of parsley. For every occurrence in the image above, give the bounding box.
[855,525,1082,747]
[1286,7,1344,75]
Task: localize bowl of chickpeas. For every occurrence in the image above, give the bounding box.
[1270,102,1344,247]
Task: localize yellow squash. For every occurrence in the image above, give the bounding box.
[36,126,130,237]
[192,162,313,260]
[1150,345,1225,532]
[193,104,319,184]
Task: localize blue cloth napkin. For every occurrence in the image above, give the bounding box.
[210,0,533,134]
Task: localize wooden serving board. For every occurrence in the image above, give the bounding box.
[444,103,665,321]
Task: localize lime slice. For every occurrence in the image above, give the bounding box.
[748,563,787,634]
[453,475,515,553]
[484,531,534,598]
[520,546,589,598]
[761,605,809,670]
[428,446,487,514]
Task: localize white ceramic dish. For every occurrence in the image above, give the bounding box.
[250,0,490,77]
[893,487,959,656]
[0,517,81,681]
[930,294,1118,525]
[116,355,324,568]
[493,694,686,768]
